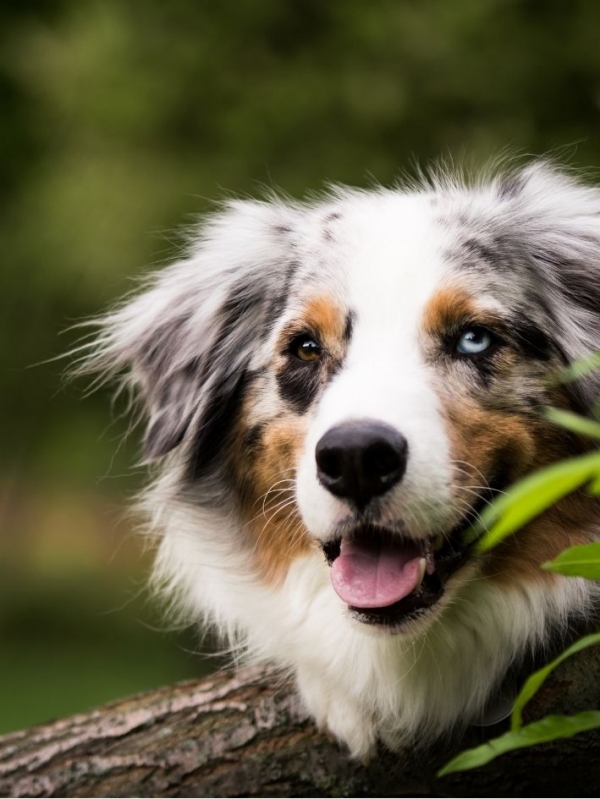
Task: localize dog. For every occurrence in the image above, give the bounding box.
[85,161,600,758]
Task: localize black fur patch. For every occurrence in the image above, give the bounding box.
[276,361,323,414]
[343,310,355,343]
[558,265,600,317]
[187,369,249,482]
[243,422,265,457]
[531,248,600,371]
[510,320,554,362]
[462,352,502,390]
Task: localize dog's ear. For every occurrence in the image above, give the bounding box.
[498,163,600,410]
[84,200,298,464]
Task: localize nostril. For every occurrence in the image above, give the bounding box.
[316,447,343,480]
[364,438,407,480]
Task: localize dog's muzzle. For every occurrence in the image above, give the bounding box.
[314,419,493,630]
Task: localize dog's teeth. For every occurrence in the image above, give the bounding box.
[417,557,427,586]
[424,541,436,575]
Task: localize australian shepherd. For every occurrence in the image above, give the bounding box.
[85,162,600,757]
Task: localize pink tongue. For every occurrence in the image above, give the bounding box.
[331,538,423,608]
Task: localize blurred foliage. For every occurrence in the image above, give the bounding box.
[2,0,600,734]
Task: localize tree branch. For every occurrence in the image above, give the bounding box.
[1,646,600,797]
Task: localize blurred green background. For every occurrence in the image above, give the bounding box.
[3,0,600,735]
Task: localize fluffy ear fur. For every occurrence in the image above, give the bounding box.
[478,163,600,410]
[83,200,300,470]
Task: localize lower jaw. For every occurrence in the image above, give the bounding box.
[349,605,433,631]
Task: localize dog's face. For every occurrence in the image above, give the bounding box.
[232,189,587,633]
[92,163,600,639]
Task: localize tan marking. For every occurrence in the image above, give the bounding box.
[301,295,346,341]
[232,394,314,585]
[443,397,537,484]
[423,286,479,335]
[246,416,314,584]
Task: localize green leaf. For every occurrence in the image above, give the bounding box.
[511,633,600,730]
[472,452,600,553]
[543,407,600,440]
[590,471,600,495]
[557,352,600,384]
[542,542,600,579]
[438,712,600,776]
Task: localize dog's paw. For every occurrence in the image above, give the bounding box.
[297,668,376,761]
[325,697,377,761]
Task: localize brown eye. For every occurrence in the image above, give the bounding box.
[291,334,322,362]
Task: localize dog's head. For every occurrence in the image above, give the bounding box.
[91,163,600,635]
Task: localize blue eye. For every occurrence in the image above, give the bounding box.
[456,327,494,356]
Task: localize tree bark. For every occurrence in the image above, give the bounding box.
[1,648,600,798]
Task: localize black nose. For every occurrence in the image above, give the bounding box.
[315,420,408,509]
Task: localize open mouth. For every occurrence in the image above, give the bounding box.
[321,504,486,629]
